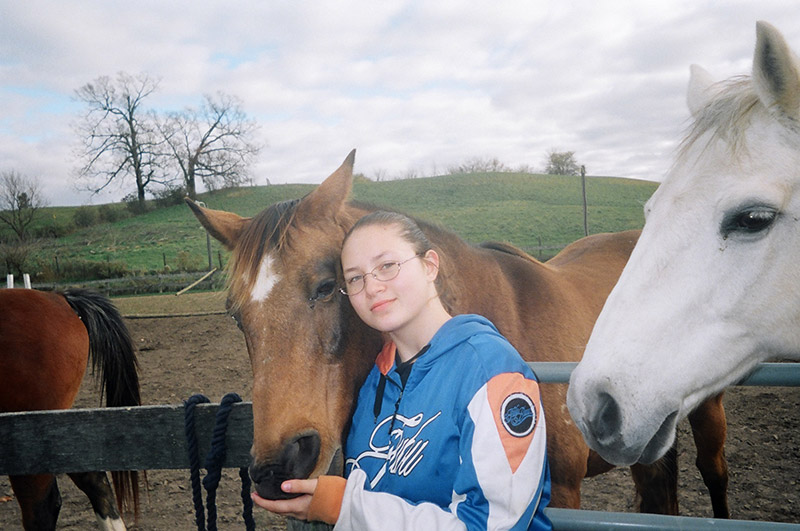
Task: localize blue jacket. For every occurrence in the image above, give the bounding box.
[338,314,551,530]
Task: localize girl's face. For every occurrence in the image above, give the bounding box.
[341,223,439,336]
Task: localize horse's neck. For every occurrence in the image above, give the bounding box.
[438,236,554,316]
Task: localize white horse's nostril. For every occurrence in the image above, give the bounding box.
[591,392,622,446]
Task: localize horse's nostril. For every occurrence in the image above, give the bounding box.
[249,430,322,500]
[286,431,321,478]
[592,392,622,445]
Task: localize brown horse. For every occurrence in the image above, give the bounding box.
[187,151,729,516]
[0,288,141,530]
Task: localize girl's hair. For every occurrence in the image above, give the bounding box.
[343,210,433,255]
[343,211,447,300]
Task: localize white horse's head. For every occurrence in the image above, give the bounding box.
[567,21,800,467]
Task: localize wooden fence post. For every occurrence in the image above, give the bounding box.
[580,164,589,237]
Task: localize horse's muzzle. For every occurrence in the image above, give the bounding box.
[249,430,321,500]
[572,388,680,466]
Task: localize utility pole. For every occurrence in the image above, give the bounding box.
[580,165,588,236]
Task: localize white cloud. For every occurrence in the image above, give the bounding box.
[2,1,800,205]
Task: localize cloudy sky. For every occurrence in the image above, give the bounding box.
[2,1,799,206]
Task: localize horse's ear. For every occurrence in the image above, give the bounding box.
[687,64,717,117]
[295,150,356,222]
[185,198,250,251]
[753,21,800,120]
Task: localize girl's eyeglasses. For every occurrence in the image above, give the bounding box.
[340,254,422,296]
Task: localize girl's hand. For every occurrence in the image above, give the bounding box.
[251,478,319,520]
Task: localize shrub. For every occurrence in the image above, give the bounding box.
[0,242,34,276]
[33,222,75,239]
[175,250,202,272]
[153,185,187,208]
[98,203,127,223]
[73,206,98,227]
[33,256,133,282]
[123,193,150,215]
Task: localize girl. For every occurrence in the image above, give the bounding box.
[253,211,551,530]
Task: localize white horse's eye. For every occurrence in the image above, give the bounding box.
[721,206,778,239]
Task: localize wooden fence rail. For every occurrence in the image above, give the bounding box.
[0,402,253,476]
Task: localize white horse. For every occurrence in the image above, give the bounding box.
[567,21,800,468]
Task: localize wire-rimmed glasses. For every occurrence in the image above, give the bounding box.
[339,254,422,296]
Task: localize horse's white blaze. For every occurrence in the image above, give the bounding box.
[251,254,280,302]
[567,21,800,467]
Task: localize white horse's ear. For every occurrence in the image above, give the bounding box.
[687,64,716,117]
[753,21,800,120]
[295,149,356,221]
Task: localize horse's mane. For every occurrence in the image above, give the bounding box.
[677,76,761,162]
[227,198,300,312]
[479,241,537,263]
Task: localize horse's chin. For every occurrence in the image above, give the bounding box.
[251,464,303,500]
[254,480,301,500]
[637,410,679,464]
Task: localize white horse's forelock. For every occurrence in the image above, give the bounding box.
[677,77,761,168]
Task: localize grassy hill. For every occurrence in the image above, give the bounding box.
[12,172,658,282]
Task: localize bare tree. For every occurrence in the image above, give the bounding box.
[545,149,580,176]
[371,168,389,182]
[74,72,165,206]
[447,156,508,175]
[159,92,261,199]
[0,170,48,241]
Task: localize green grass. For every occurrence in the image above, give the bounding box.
[352,172,655,249]
[13,172,658,278]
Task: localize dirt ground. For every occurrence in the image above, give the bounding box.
[1,311,798,529]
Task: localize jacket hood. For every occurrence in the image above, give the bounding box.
[427,314,502,362]
[374,314,503,376]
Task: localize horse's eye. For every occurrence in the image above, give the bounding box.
[312,279,337,301]
[721,206,778,239]
[230,312,243,331]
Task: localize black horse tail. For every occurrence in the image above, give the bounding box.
[61,288,142,517]
[62,288,140,408]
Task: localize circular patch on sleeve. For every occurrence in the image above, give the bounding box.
[500,392,536,437]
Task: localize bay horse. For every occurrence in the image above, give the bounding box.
[187,151,730,516]
[0,288,141,530]
[568,21,800,473]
